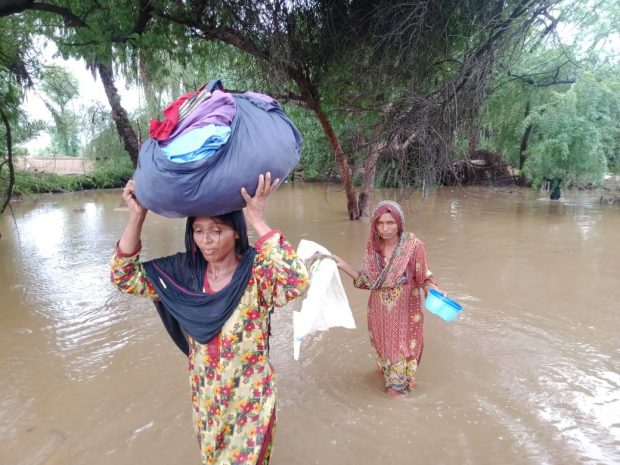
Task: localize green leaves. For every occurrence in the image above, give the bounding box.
[481,0,620,186]
[523,74,618,186]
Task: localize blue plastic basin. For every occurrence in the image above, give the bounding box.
[424,288,463,322]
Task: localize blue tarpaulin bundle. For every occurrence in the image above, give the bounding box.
[134,81,302,217]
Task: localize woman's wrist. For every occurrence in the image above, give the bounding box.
[131,211,147,222]
[118,214,146,254]
[345,265,360,280]
[251,219,271,238]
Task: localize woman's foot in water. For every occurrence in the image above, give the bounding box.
[385,381,415,397]
[386,387,405,397]
[386,388,404,397]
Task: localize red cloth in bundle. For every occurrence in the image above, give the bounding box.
[149,89,201,140]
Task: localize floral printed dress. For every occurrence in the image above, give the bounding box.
[110,231,308,465]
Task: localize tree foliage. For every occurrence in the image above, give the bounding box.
[0,11,44,213]
[522,73,619,186]
[39,65,80,156]
[479,0,620,187]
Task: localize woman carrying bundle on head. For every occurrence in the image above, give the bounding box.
[110,172,308,464]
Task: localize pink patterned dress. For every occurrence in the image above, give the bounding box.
[110,231,308,465]
[354,232,435,393]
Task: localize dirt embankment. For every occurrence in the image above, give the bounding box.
[602,175,620,191]
[599,175,620,204]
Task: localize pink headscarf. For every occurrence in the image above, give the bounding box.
[370,200,405,253]
[362,201,418,289]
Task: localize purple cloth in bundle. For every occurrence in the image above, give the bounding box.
[159,90,237,147]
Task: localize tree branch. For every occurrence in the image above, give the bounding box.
[1,0,152,44]
[0,1,89,27]
[0,109,16,215]
[507,71,575,86]
[109,0,153,42]
[154,8,318,100]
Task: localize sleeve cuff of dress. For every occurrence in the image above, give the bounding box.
[115,240,142,258]
[254,229,282,249]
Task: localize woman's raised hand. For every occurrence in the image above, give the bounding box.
[240,172,279,235]
[118,180,148,255]
[123,180,148,217]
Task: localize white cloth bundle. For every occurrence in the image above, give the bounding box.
[290,240,356,360]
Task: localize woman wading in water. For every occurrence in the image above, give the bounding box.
[110,173,308,464]
[334,200,439,396]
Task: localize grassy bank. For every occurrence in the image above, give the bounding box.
[2,161,134,197]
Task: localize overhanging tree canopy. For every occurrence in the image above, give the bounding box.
[2,0,613,215]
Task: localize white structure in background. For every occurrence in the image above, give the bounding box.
[14,156,93,175]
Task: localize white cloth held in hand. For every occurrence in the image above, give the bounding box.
[291,239,356,360]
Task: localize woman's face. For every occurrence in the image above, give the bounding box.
[192,217,239,262]
[374,211,399,242]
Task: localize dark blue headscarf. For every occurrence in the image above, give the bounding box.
[143,211,257,356]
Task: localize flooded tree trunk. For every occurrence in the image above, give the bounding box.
[0,109,15,214]
[358,141,385,217]
[519,100,532,171]
[97,61,140,167]
[309,102,360,220]
[468,127,479,158]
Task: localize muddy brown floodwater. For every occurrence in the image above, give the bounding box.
[1,184,618,465]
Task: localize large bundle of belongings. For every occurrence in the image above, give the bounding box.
[134,79,302,217]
